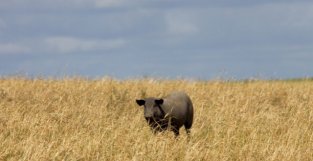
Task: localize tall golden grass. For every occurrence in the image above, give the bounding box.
[0,78,313,160]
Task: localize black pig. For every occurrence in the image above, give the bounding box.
[136,91,194,136]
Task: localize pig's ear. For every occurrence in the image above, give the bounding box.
[136,99,145,106]
[155,99,164,105]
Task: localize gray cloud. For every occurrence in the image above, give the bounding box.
[2,0,313,12]
[0,18,6,29]
[1,0,313,79]
[44,37,126,54]
[0,43,30,54]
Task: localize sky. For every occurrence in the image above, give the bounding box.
[0,0,313,80]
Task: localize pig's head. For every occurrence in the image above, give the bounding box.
[136,97,165,122]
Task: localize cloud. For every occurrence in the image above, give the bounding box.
[0,0,90,9]
[0,43,30,54]
[1,0,313,12]
[0,0,138,10]
[0,18,6,29]
[0,18,7,36]
[165,11,199,36]
[44,37,126,53]
[94,0,126,8]
[1,0,313,79]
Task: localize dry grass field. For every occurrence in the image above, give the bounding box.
[0,77,313,161]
